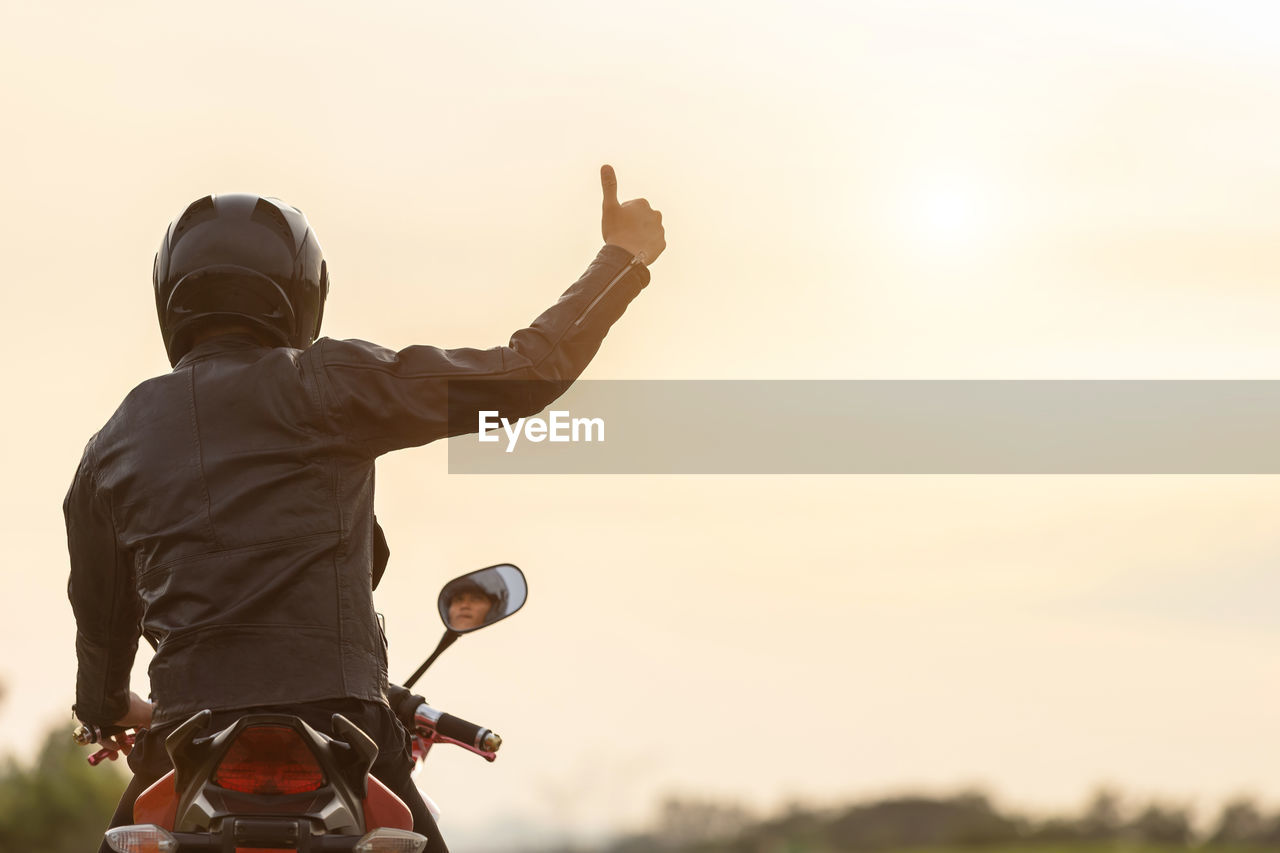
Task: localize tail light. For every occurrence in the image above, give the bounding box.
[104,824,177,853]
[213,725,325,795]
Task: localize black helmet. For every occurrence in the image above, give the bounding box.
[153,193,329,366]
[441,575,507,621]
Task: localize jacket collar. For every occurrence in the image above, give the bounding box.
[173,334,274,369]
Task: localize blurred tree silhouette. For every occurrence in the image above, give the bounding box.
[1126,803,1193,845]
[1210,798,1265,845]
[1078,788,1126,840]
[656,796,755,847]
[597,788,1280,853]
[824,792,1022,850]
[610,796,758,853]
[0,724,127,853]
[1208,797,1280,846]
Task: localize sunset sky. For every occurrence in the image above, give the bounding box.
[3,1,1279,848]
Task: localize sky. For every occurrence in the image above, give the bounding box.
[2,0,1280,848]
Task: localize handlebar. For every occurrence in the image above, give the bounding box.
[72,723,127,746]
[439,712,500,752]
[414,702,502,753]
[76,699,504,768]
[73,723,136,765]
[410,702,501,763]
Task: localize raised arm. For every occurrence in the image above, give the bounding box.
[309,165,665,454]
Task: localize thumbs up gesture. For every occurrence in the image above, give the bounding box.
[600,164,665,266]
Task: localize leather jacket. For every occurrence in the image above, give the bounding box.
[66,245,649,727]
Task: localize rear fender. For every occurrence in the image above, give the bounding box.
[163,711,379,835]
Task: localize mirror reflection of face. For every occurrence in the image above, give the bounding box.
[448,590,493,631]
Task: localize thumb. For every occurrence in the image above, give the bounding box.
[600,164,619,209]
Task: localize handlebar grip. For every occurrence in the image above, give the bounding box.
[73,723,127,746]
[436,713,500,752]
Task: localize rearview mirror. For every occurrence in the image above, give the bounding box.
[438,564,528,633]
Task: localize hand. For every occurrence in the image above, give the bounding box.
[97,731,134,757]
[600,164,665,265]
[114,691,155,730]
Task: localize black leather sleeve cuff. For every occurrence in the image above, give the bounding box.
[387,683,427,726]
[599,244,652,288]
[74,632,135,725]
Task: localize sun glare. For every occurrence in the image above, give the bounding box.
[899,175,999,253]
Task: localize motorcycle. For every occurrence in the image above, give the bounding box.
[76,562,528,853]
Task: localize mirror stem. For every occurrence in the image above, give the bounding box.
[403,630,461,690]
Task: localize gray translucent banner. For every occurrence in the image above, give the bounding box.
[445,381,1280,474]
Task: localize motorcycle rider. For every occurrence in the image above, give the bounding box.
[66,165,664,853]
[441,575,504,631]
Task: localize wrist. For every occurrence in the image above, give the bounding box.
[603,242,645,264]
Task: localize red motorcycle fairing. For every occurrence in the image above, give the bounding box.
[134,770,178,829]
[135,709,413,843]
[133,768,411,833]
[362,776,414,833]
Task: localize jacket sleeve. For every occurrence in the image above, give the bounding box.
[65,439,141,726]
[307,244,650,455]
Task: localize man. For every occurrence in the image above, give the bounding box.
[66,165,664,853]
[442,577,501,631]
[449,590,492,630]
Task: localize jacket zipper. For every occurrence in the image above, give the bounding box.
[574,256,643,327]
